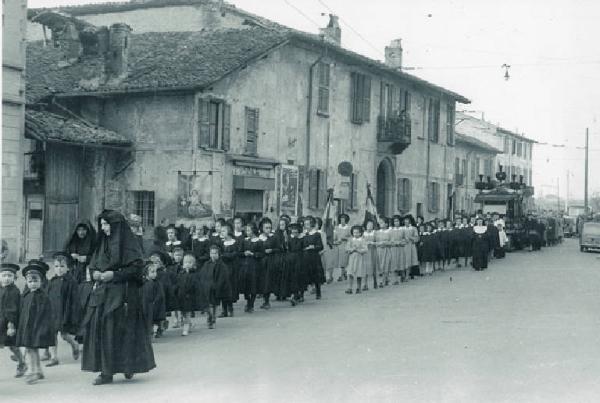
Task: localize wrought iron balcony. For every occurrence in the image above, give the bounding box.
[377,114,411,154]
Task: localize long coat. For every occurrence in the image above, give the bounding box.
[81,210,155,376]
[0,283,21,347]
[16,288,55,349]
[47,273,80,335]
[197,259,232,308]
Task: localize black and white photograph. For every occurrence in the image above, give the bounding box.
[1,0,600,401]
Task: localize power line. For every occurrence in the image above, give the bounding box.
[403,59,600,71]
[282,0,322,29]
[316,0,385,58]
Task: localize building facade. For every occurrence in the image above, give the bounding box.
[25,7,469,253]
[2,0,27,261]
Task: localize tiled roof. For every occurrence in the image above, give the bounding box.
[25,109,131,146]
[456,133,502,154]
[26,27,288,103]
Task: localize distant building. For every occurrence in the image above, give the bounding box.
[453,134,502,214]
[2,0,27,261]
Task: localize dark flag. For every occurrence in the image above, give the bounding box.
[364,183,379,229]
[321,188,335,247]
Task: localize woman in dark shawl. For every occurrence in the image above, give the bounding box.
[81,210,155,385]
[65,220,97,284]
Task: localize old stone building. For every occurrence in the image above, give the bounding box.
[2,0,28,261]
[25,4,470,253]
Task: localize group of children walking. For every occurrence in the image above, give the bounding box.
[0,211,509,384]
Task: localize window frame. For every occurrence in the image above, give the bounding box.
[317,62,330,116]
[244,106,259,156]
[131,190,155,228]
[198,98,230,152]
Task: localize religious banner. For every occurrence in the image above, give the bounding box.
[279,165,299,217]
[177,173,213,219]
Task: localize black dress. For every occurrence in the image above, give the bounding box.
[0,283,21,347]
[142,278,166,333]
[272,230,288,298]
[238,238,263,297]
[17,288,55,349]
[419,233,437,263]
[81,210,155,376]
[281,236,303,298]
[197,259,232,308]
[190,237,210,268]
[221,240,240,303]
[448,228,462,260]
[460,226,474,258]
[471,227,490,270]
[258,234,281,295]
[174,270,200,314]
[47,273,80,335]
[301,232,325,287]
[65,220,96,284]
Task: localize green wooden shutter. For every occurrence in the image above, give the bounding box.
[318,169,327,209]
[363,75,371,122]
[245,107,258,155]
[309,168,318,209]
[405,91,411,114]
[350,72,358,123]
[351,173,358,210]
[198,99,210,148]
[222,103,231,151]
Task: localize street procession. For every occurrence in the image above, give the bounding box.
[2,0,600,401]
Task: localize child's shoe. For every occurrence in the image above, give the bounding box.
[15,363,27,378]
[345,288,353,294]
[362,285,368,291]
[355,288,361,294]
[45,359,59,367]
[40,350,50,361]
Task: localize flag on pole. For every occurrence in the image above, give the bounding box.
[364,183,379,229]
[321,188,335,247]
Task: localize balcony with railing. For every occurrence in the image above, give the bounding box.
[377,113,411,154]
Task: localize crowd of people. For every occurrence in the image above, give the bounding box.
[2,208,556,386]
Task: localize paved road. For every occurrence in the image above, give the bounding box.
[3,239,600,403]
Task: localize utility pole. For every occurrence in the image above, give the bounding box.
[566,169,570,212]
[584,128,589,214]
[557,177,560,212]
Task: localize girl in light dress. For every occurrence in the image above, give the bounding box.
[362,219,378,290]
[375,218,392,287]
[344,226,368,294]
[403,215,420,279]
[333,214,351,282]
[390,215,406,285]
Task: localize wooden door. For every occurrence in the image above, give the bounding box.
[43,143,82,254]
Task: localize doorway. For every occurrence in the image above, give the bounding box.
[25,195,44,260]
[376,158,395,217]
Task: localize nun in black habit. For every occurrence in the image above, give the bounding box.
[65,220,97,284]
[81,210,155,385]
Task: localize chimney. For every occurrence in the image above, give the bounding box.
[105,23,131,82]
[60,22,82,62]
[384,39,402,70]
[319,14,341,46]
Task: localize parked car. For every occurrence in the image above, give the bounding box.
[580,222,600,252]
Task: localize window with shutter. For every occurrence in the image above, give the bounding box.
[471,157,477,183]
[504,137,510,153]
[222,103,231,151]
[446,102,455,145]
[350,173,358,210]
[428,182,439,213]
[198,99,210,148]
[317,62,330,115]
[397,178,411,212]
[427,99,440,143]
[198,99,230,151]
[404,91,411,115]
[317,169,327,209]
[308,168,318,209]
[462,159,468,182]
[350,72,371,124]
[363,75,371,122]
[454,158,460,176]
[244,107,258,155]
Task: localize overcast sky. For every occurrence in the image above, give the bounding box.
[28,0,600,201]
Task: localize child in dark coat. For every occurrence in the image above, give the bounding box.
[45,252,80,367]
[197,245,231,329]
[175,253,200,336]
[142,262,166,338]
[0,263,26,378]
[17,262,55,384]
